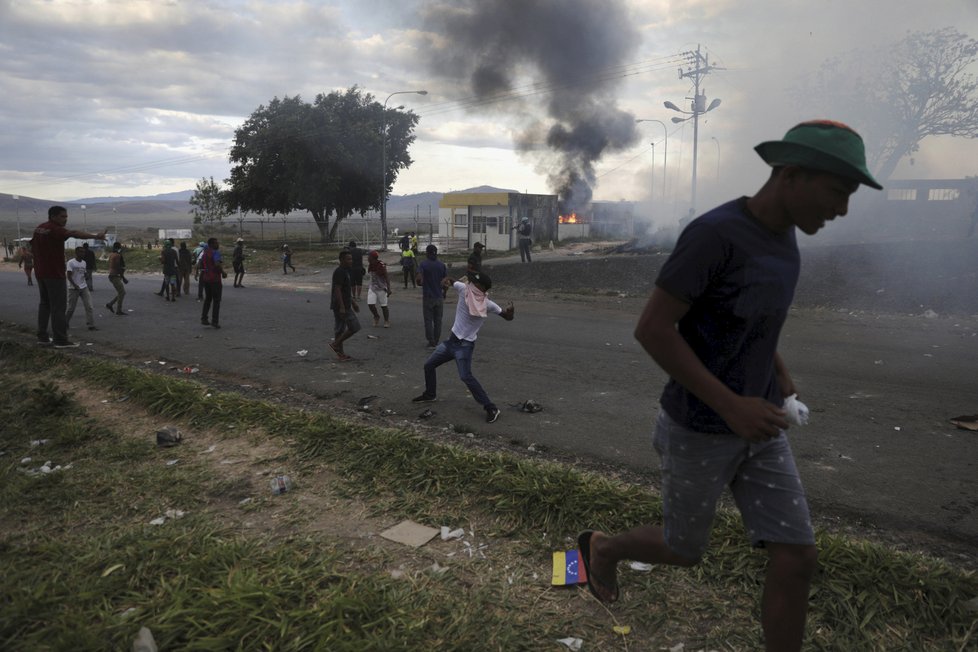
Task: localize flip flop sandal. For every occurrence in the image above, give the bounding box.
[577,530,620,604]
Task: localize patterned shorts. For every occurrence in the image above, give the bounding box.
[653,410,815,560]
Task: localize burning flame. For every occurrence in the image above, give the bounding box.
[559,213,579,224]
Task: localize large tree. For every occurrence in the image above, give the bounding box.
[189,176,231,224]
[226,87,420,243]
[800,28,978,182]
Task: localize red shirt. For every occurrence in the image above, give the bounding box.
[30,220,71,280]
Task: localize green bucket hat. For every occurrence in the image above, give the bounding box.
[755,120,882,190]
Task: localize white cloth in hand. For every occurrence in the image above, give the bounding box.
[783,393,810,426]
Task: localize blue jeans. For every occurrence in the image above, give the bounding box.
[422,296,444,345]
[423,335,495,410]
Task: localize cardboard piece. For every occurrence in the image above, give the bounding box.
[380,520,439,548]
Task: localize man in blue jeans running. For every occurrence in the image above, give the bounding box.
[412,271,514,423]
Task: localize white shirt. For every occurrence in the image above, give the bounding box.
[450,281,501,341]
[67,258,87,288]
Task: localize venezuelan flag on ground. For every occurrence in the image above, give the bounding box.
[551,549,588,586]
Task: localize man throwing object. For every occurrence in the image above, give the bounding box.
[413,271,514,423]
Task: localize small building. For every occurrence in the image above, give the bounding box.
[590,201,637,238]
[438,187,558,251]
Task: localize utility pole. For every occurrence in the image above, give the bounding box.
[667,44,723,215]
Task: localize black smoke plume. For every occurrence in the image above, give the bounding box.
[422,0,640,212]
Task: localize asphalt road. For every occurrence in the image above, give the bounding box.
[1,263,976,555]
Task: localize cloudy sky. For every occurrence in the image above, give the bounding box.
[1,0,975,219]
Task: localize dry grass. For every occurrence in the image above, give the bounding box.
[1,340,975,651]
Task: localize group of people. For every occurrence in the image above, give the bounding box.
[326,238,514,425]
[326,120,885,652]
[25,120,881,651]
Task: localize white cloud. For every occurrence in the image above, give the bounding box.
[0,0,974,204]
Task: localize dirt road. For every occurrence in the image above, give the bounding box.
[1,244,976,561]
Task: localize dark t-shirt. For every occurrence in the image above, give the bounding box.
[656,197,800,434]
[30,220,70,280]
[161,248,179,275]
[331,266,352,311]
[418,257,447,299]
[83,248,97,271]
[350,248,365,284]
[178,247,193,271]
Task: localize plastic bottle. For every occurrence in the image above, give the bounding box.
[270,475,293,494]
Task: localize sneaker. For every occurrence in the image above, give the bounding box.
[53,341,80,349]
[105,302,114,310]
[37,338,52,346]
[115,311,127,316]
[412,394,436,403]
[211,323,221,329]
[201,319,210,326]
[486,407,501,423]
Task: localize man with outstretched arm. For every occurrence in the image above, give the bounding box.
[577,120,883,652]
[31,206,106,348]
[412,271,514,423]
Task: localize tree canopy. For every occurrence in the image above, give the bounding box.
[189,176,231,224]
[800,27,978,182]
[226,87,420,243]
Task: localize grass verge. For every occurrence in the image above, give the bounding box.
[0,340,975,651]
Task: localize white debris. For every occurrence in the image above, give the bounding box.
[20,457,32,464]
[428,562,449,575]
[238,497,253,506]
[628,561,654,572]
[149,517,166,526]
[30,439,50,447]
[164,509,186,519]
[922,309,938,319]
[557,638,583,651]
[440,526,465,541]
[296,350,308,357]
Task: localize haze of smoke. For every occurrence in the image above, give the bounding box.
[422,0,641,212]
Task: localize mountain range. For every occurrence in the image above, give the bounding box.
[0,187,517,219]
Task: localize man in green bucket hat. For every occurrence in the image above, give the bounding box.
[578,120,881,651]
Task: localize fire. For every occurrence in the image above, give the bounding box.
[559,213,579,224]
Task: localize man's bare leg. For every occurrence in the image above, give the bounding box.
[761,543,817,652]
[588,525,698,602]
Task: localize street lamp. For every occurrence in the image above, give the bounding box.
[81,204,87,228]
[664,93,721,214]
[635,119,667,203]
[381,89,428,250]
[711,136,720,183]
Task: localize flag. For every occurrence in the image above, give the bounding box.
[551,549,588,586]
